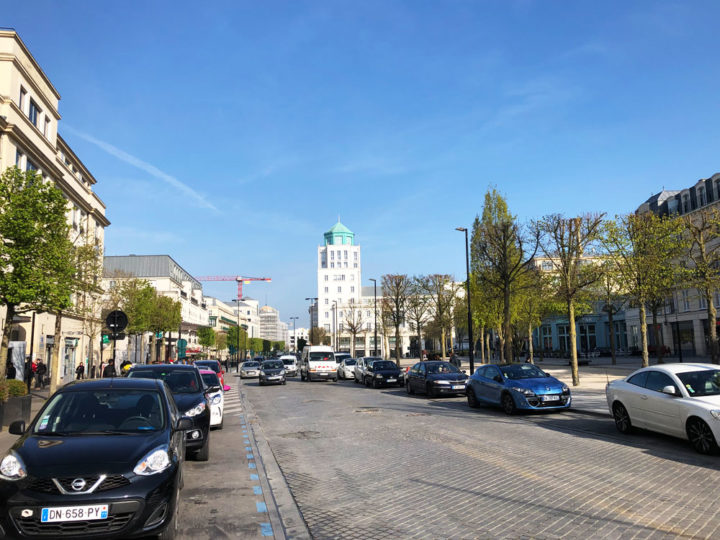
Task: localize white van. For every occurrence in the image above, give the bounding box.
[279,354,298,377]
[300,346,337,382]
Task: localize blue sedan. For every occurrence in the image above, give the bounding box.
[466,363,571,414]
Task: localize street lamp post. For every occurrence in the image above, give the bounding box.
[305,297,317,343]
[456,227,475,374]
[369,278,378,357]
[290,316,298,352]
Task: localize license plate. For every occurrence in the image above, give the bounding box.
[318,373,328,376]
[41,505,108,523]
[268,376,280,380]
[541,395,560,402]
[452,385,465,390]
[387,379,396,383]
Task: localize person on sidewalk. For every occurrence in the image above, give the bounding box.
[90,363,96,379]
[449,352,461,369]
[35,360,47,389]
[103,359,117,378]
[24,356,33,388]
[75,362,85,380]
[6,361,16,380]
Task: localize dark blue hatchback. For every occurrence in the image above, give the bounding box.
[466,363,571,414]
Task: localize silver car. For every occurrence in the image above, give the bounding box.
[337,358,356,380]
[354,357,381,383]
[240,361,261,378]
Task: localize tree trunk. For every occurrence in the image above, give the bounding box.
[485,332,491,362]
[640,303,649,368]
[568,300,579,386]
[652,307,663,364]
[440,327,447,360]
[608,309,617,366]
[497,326,505,363]
[503,285,512,364]
[708,292,718,364]
[0,303,16,378]
[395,324,401,366]
[150,334,157,364]
[350,333,355,358]
[479,325,485,364]
[49,311,63,394]
[527,323,534,364]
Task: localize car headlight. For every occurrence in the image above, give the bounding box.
[0,452,27,481]
[561,385,570,394]
[211,394,222,405]
[184,402,206,417]
[710,410,720,421]
[133,446,171,476]
[280,369,285,375]
[376,374,383,379]
[510,386,535,396]
[434,380,450,385]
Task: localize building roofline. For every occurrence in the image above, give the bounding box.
[0,29,61,100]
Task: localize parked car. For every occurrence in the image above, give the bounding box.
[259,360,287,386]
[466,363,571,414]
[127,364,212,461]
[279,355,298,377]
[364,360,402,388]
[194,360,225,388]
[198,369,224,429]
[606,363,720,454]
[240,361,261,379]
[337,358,356,380]
[0,377,189,539]
[299,346,337,382]
[405,361,468,398]
[334,352,352,366]
[354,357,381,384]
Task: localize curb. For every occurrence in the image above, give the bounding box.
[238,386,311,540]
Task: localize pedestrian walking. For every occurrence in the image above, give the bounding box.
[35,360,47,389]
[75,362,85,380]
[103,359,117,378]
[449,352,460,369]
[6,361,16,380]
[24,356,33,388]
[90,363,96,379]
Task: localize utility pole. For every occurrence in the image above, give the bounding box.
[456,227,475,373]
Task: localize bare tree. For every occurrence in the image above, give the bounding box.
[538,214,605,386]
[344,301,365,358]
[417,274,459,359]
[381,274,411,365]
[596,259,627,366]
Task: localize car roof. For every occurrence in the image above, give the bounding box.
[128,364,199,372]
[279,355,297,360]
[60,377,163,392]
[198,368,216,374]
[636,363,720,375]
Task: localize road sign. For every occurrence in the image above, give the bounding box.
[177,339,187,350]
[102,334,110,344]
[106,310,128,333]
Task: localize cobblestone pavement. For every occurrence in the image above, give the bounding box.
[242,376,720,539]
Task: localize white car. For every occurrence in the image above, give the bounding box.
[199,369,224,429]
[606,363,720,454]
[279,355,298,377]
[240,361,261,378]
[337,358,356,380]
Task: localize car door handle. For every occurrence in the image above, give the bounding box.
[640,395,648,400]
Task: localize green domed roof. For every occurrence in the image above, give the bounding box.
[324,220,354,246]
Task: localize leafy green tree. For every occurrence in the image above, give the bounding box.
[215,332,228,356]
[148,295,181,363]
[538,214,605,386]
[309,327,327,347]
[0,167,75,379]
[381,274,411,365]
[197,327,216,354]
[407,278,431,358]
[604,213,686,368]
[514,268,558,364]
[596,259,628,365]
[297,337,307,352]
[71,239,105,373]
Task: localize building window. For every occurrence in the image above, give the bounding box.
[19,86,26,111]
[29,99,40,127]
[682,290,690,311]
[354,252,358,260]
[366,310,371,317]
[715,179,720,202]
[339,323,344,332]
[339,311,343,317]
[324,324,330,331]
[351,286,355,293]
[43,117,50,138]
[15,150,23,168]
[331,251,335,260]
[366,322,372,330]
[325,298,329,305]
[683,194,690,213]
[330,262,334,268]
[26,159,38,172]
[325,312,329,319]
[699,186,707,206]
[541,326,552,350]
[557,325,570,352]
[325,275,328,281]
[699,291,707,309]
[541,261,553,271]
[344,250,348,259]
[324,287,328,293]
[338,286,342,293]
[354,263,358,268]
[341,275,345,281]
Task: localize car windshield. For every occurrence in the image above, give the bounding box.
[345,359,356,366]
[282,359,295,365]
[195,361,220,373]
[201,372,220,387]
[373,361,397,370]
[263,361,284,370]
[33,390,165,435]
[677,369,720,397]
[499,364,547,380]
[244,362,260,368]
[426,362,459,374]
[309,352,335,362]
[128,369,202,393]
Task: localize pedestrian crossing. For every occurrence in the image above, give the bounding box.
[222,386,244,417]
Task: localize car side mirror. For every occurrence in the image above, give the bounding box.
[176,417,193,431]
[661,385,677,396]
[207,385,222,394]
[9,420,25,435]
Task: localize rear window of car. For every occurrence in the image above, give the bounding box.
[345,359,356,366]
[263,361,284,370]
[309,352,335,362]
[373,361,397,370]
[196,361,220,373]
[129,369,202,394]
[243,362,260,368]
[282,359,295,365]
[201,372,220,387]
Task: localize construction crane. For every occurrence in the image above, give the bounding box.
[195,276,272,303]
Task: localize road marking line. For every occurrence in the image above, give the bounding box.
[260,523,273,536]
[256,502,267,513]
[253,486,262,495]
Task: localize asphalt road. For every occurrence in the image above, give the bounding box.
[241,375,720,539]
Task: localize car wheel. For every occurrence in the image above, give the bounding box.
[501,392,516,415]
[300,371,306,381]
[687,418,718,454]
[467,387,480,408]
[194,435,210,462]
[372,378,380,389]
[282,380,287,385]
[157,486,180,540]
[612,402,633,434]
[354,375,359,384]
[406,381,414,395]
[426,383,436,398]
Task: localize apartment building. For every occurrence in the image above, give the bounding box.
[0,30,110,385]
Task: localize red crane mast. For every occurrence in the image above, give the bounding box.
[195,276,271,303]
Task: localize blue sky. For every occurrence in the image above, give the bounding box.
[5,1,720,325]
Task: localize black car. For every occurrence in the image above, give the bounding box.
[259,360,287,386]
[364,360,403,388]
[0,377,190,539]
[127,365,213,461]
[405,361,468,398]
